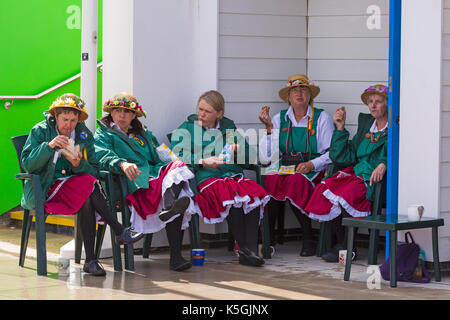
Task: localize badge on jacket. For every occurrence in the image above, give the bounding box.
[80,131,88,140]
[132,134,145,147]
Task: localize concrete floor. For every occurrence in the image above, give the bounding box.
[1,240,450,300]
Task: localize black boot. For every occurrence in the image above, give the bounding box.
[165,215,192,271]
[290,203,316,257]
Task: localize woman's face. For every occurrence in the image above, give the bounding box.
[111,108,137,132]
[367,94,388,120]
[197,99,223,129]
[289,86,311,107]
[56,111,79,137]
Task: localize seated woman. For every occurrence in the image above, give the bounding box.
[305,84,388,262]
[258,74,334,256]
[171,90,269,267]
[94,92,196,271]
[21,93,144,276]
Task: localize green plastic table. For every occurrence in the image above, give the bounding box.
[342,215,444,288]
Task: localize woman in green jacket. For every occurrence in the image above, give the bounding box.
[304,85,388,262]
[171,90,269,267]
[94,92,195,271]
[21,93,143,276]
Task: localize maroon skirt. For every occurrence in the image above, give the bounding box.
[45,174,98,215]
[194,176,269,224]
[126,160,196,234]
[264,171,324,215]
[305,166,371,222]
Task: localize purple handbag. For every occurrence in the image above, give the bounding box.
[379,232,431,283]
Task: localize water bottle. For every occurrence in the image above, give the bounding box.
[413,250,426,279]
[219,144,231,162]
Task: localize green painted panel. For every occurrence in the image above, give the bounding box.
[0,0,103,214]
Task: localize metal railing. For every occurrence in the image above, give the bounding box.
[0,62,103,109]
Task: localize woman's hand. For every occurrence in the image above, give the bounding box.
[63,151,82,168]
[229,144,239,153]
[120,162,142,180]
[200,157,225,169]
[296,161,315,174]
[258,109,273,132]
[333,107,346,130]
[370,163,386,186]
[49,135,69,149]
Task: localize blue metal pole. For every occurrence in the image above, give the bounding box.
[386,0,401,260]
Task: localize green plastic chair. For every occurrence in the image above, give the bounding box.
[95,172,138,271]
[12,134,114,276]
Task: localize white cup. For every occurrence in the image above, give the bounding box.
[408,205,424,222]
[258,244,275,258]
[338,250,355,265]
[58,257,70,276]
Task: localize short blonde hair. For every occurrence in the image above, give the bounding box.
[197,90,225,114]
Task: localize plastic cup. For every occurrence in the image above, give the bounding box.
[192,249,205,266]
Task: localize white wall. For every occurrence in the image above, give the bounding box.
[399,0,444,261]
[308,0,389,136]
[102,0,134,102]
[133,0,218,144]
[218,0,308,131]
[440,0,450,259]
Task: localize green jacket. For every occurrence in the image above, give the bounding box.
[170,114,256,189]
[93,119,165,195]
[329,112,387,200]
[20,112,98,210]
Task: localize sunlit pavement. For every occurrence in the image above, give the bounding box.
[1,239,450,300]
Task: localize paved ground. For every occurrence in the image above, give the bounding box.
[1,237,450,301]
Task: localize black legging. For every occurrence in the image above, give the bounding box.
[226,207,260,254]
[78,183,124,263]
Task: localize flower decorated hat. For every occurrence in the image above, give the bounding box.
[361,84,389,105]
[102,92,146,118]
[48,93,88,122]
[278,74,320,103]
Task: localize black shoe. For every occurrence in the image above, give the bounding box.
[238,247,265,267]
[321,244,357,263]
[170,257,192,271]
[115,227,145,245]
[83,260,106,276]
[321,251,339,262]
[321,243,344,262]
[300,240,316,257]
[160,196,190,222]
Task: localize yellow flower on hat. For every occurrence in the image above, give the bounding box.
[130,102,136,108]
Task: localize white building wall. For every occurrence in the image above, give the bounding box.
[440,0,450,259]
[399,0,444,261]
[307,0,389,137]
[218,0,308,132]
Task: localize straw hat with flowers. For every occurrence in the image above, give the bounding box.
[48,93,88,122]
[278,74,320,104]
[102,92,147,118]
